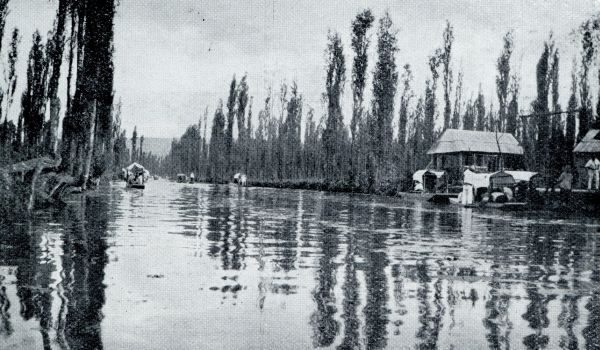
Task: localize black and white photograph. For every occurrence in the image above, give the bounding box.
[1,0,600,349]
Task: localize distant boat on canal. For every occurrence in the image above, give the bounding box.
[125,162,149,189]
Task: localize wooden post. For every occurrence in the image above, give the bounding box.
[82,100,97,190]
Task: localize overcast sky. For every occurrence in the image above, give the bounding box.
[5,0,600,138]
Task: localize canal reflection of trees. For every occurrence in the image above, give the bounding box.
[0,194,110,349]
[165,188,600,349]
[193,189,600,349]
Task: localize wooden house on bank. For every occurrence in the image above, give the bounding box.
[573,129,600,188]
[426,129,525,184]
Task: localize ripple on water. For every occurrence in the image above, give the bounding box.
[0,179,599,349]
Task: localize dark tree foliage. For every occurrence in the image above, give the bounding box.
[349,9,374,185]
[565,66,578,167]
[423,53,440,154]
[578,20,593,141]
[532,40,551,174]
[323,31,346,182]
[282,82,302,179]
[0,27,20,161]
[236,74,249,173]
[496,31,513,132]
[45,0,68,154]
[397,65,413,158]
[548,48,565,180]
[462,97,476,131]
[209,100,226,182]
[5,28,19,120]
[159,11,600,194]
[0,0,9,55]
[21,31,48,156]
[451,69,463,129]
[506,76,520,136]
[475,87,486,131]
[225,75,237,173]
[439,21,454,130]
[62,0,117,180]
[130,126,137,162]
[138,135,144,162]
[370,12,398,184]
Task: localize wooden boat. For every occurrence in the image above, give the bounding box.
[450,197,527,210]
[125,163,148,189]
[127,183,145,189]
[428,193,459,204]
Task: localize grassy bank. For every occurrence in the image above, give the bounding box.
[247,178,412,197]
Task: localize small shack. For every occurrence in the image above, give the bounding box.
[427,129,524,184]
[573,129,600,189]
[412,170,447,192]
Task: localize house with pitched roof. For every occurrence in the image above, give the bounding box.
[426,129,525,183]
[573,129,600,188]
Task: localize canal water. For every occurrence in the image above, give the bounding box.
[0,180,599,349]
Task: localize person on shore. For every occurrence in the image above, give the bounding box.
[585,158,596,190]
[556,165,573,204]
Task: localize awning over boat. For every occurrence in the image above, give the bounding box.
[463,170,515,190]
[504,170,539,183]
[126,162,145,173]
[412,169,446,183]
[489,171,516,188]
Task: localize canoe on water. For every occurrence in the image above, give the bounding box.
[126,183,145,189]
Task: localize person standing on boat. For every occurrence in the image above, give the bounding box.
[585,158,596,190]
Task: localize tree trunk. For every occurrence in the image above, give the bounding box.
[82,100,97,190]
[47,97,61,155]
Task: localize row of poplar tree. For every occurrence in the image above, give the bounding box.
[161,10,600,191]
[0,0,129,186]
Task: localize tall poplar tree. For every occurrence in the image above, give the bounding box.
[45,0,68,155]
[349,9,374,185]
[532,40,551,175]
[131,126,137,162]
[565,63,578,167]
[225,75,237,174]
[370,12,398,183]
[579,21,593,141]
[322,31,346,182]
[209,100,226,182]
[21,31,48,156]
[440,21,454,130]
[496,31,513,132]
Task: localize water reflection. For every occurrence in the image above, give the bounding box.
[0,192,110,349]
[62,196,110,350]
[338,203,360,350]
[0,181,600,349]
[310,226,340,348]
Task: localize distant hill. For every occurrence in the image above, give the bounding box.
[128,137,172,158]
